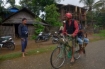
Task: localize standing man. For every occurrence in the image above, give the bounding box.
[18,18,28,57]
[63,13,79,62]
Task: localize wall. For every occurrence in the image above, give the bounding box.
[0,25,14,37]
[28,25,35,37]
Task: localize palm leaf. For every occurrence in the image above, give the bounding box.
[94,3,103,8]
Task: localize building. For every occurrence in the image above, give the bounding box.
[57,4,87,24]
[0,8,48,38]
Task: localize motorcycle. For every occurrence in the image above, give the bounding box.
[52,32,59,44]
[0,36,15,50]
[35,32,51,43]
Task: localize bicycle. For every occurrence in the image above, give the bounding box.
[50,34,81,69]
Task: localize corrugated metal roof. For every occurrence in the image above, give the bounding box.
[2,8,48,26]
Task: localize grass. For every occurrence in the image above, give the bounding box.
[91,30,105,42]
[1,30,105,61]
[94,30,105,36]
[0,45,56,61]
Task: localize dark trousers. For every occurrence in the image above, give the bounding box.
[21,38,27,52]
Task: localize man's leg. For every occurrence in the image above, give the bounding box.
[70,47,75,62]
[83,38,89,48]
[24,38,27,49]
[24,38,28,54]
[82,38,89,54]
[70,38,76,62]
[77,37,83,54]
[21,39,25,57]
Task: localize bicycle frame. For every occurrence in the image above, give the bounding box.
[58,34,80,58]
[57,35,73,58]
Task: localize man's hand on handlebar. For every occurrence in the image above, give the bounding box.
[63,32,75,37]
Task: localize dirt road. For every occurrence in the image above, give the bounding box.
[0,40,105,69]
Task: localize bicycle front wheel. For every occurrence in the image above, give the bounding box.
[50,46,66,69]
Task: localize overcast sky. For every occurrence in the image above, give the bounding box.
[59,0,84,7]
[60,0,99,7]
[5,0,99,8]
[15,0,84,7]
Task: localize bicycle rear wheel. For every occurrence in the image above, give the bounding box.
[50,46,66,69]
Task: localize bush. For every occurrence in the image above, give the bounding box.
[32,19,45,39]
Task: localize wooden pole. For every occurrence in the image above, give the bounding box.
[75,6,77,13]
[75,6,77,20]
[79,8,82,23]
[61,6,64,20]
[13,25,15,39]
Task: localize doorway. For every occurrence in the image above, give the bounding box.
[15,24,19,38]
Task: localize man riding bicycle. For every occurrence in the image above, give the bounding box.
[63,12,79,63]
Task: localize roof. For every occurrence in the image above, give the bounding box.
[2,8,48,26]
[8,7,19,13]
[57,4,87,10]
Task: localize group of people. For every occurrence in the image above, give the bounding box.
[59,13,89,62]
[18,13,89,61]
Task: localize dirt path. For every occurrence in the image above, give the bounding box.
[0,34,95,55]
[0,40,105,69]
[0,39,54,55]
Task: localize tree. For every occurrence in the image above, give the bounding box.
[45,4,61,27]
[94,12,105,26]
[32,4,61,39]
[0,0,4,23]
[79,0,96,11]
[0,0,3,6]
[94,0,105,13]
[32,18,45,39]
[6,0,15,7]
[19,0,63,15]
[79,0,96,23]
[81,0,105,23]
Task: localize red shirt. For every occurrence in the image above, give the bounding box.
[63,20,79,37]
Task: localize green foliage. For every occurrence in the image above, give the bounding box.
[79,0,96,11]
[0,1,4,24]
[0,0,3,6]
[0,17,2,23]
[99,30,105,37]
[86,10,105,27]
[45,4,61,26]
[94,25,99,29]
[6,0,15,7]
[94,0,105,12]
[79,0,105,12]
[93,12,105,26]
[86,11,93,22]
[19,0,63,15]
[33,23,45,35]
[32,18,45,39]
[20,0,55,15]
[80,0,105,27]
[94,30,105,37]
